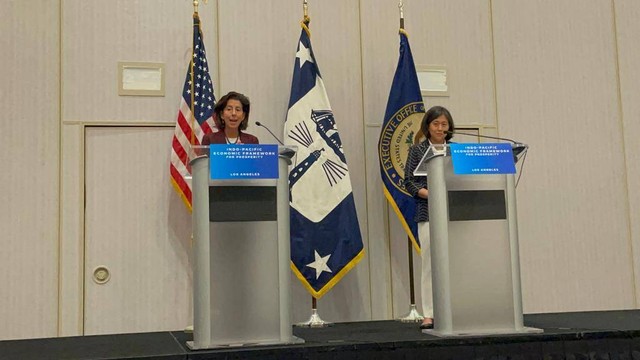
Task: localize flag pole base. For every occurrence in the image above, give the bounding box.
[295,309,333,328]
[396,304,424,323]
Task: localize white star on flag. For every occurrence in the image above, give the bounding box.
[306,250,332,279]
[296,42,314,68]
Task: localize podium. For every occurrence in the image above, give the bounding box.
[187,145,302,349]
[414,143,541,337]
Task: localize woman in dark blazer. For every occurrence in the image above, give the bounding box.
[202,91,259,145]
[404,105,455,329]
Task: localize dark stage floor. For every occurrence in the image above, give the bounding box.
[2,310,640,360]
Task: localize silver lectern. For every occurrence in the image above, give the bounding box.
[414,143,541,337]
[188,145,301,349]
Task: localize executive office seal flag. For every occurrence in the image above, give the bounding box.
[285,17,364,298]
[378,30,425,252]
[380,102,425,195]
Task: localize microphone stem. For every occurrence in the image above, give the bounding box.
[257,122,284,145]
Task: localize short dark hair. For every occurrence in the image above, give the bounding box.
[214,91,251,131]
[420,106,455,141]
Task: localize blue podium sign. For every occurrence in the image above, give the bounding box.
[209,144,279,180]
[450,143,516,175]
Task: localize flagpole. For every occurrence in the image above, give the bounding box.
[183,1,199,335]
[296,296,333,328]
[189,1,198,146]
[399,0,404,30]
[395,0,424,324]
[295,2,332,328]
[188,0,209,145]
[184,0,208,335]
[396,237,424,322]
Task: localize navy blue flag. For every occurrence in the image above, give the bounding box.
[285,19,364,298]
[378,30,426,252]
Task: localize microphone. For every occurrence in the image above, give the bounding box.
[255,121,285,145]
[446,130,528,157]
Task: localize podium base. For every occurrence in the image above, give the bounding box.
[423,326,543,337]
[396,304,424,323]
[186,336,304,350]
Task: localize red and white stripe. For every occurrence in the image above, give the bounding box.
[170,97,217,210]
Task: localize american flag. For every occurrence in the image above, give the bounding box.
[170,14,216,210]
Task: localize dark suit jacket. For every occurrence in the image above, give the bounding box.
[202,131,259,145]
[403,140,452,223]
[404,141,431,223]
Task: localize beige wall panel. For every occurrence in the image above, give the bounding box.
[216,0,300,141]
[360,0,409,319]
[615,0,640,304]
[406,0,497,126]
[361,0,497,127]
[59,124,84,336]
[493,0,634,312]
[62,1,218,122]
[0,1,60,340]
[218,0,370,322]
[360,0,402,129]
[364,125,393,319]
[84,127,192,335]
